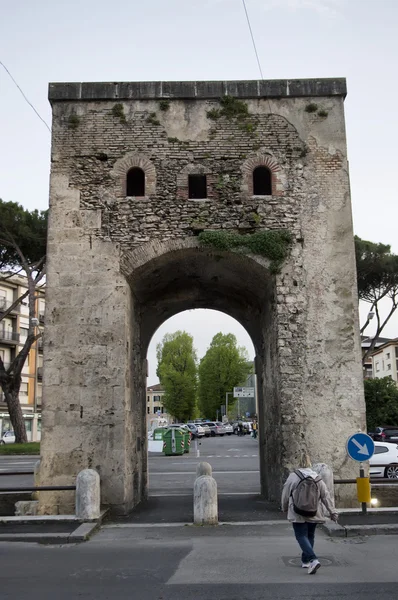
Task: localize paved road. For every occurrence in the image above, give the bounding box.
[1,523,397,599]
[0,435,260,495]
[0,455,38,489]
[149,434,260,496]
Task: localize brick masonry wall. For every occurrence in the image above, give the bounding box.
[42,84,365,511]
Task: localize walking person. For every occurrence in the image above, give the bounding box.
[252,420,257,439]
[281,454,338,575]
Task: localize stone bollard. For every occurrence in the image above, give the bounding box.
[312,462,335,516]
[76,469,100,521]
[194,462,218,525]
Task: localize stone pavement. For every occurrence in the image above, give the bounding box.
[1,522,397,599]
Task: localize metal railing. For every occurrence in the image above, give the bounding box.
[0,486,75,492]
[0,472,75,493]
[0,330,20,343]
[0,299,20,313]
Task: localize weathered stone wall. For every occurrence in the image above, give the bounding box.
[40,79,365,514]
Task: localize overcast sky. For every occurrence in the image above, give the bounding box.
[1,0,397,381]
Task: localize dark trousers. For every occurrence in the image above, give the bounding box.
[292,522,317,563]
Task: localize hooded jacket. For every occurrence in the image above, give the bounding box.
[281,468,338,523]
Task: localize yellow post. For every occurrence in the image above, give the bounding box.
[356,476,371,504]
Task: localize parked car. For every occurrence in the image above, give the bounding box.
[204,421,226,437]
[187,423,205,438]
[224,423,233,436]
[200,423,211,437]
[370,427,398,443]
[0,431,15,445]
[370,441,398,478]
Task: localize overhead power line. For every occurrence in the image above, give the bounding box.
[242,0,264,80]
[0,60,51,133]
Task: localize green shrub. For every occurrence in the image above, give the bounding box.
[68,114,80,129]
[305,103,318,113]
[159,99,171,111]
[198,230,292,273]
[112,103,127,123]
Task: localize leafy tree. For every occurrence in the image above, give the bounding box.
[0,199,47,442]
[364,377,398,431]
[355,236,398,364]
[156,331,197,422]
[198,332,251,420]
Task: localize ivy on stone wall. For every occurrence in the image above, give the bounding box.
[198,229,292,274]
[207,96,257,135]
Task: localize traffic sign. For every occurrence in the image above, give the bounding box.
[346,432,375,462]
[233,387,254,398]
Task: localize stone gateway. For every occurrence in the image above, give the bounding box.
[39,79,365,515]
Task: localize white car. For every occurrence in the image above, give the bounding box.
[0,431,15,445]
[224,423,233,436]
[370,441,398,479]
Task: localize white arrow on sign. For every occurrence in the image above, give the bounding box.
[352,438,369,456]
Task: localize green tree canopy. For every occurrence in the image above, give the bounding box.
[156,331,197,422]
[0,199,48,443]
[0,199,47,270]
[198,332,252,420]
[355,236,398,363]
[364,377,398,431]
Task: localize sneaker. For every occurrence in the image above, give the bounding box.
[301,562,310,568]
[308,559,321,575]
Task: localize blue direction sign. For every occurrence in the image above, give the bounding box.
[346,432,375,462]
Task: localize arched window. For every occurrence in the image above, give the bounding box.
[126,167,145,196]
[253,166,272,196]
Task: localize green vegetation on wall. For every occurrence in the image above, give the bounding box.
[198,229,292,273]
[207,96,257,135]
[67,114,80,129]
[112,103,127,124]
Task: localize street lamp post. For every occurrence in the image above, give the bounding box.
[225,391,233,420]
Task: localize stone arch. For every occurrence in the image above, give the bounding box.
[111,152,156,198]
[241,153,286,197]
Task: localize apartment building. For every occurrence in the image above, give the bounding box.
[146,384,170,425]
[371,339,398,383]
[0,272,44,440]
[361,336,391,379]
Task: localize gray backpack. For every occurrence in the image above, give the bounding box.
[291,470,321,517]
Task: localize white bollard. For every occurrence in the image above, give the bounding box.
[312,462,335,516]
[76,469,100,520]
[196,461,212,478]
[194,462,218,525]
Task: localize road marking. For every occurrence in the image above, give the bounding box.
[228,449,240,451]
[149,492,260,497]
[151,471,259,475]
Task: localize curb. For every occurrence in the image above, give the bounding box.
[0,510,107,544]
[321,521,398,537]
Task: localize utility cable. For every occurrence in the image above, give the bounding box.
[242,0,264,80]
[0,60,51,133]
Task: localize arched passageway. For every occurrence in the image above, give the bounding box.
[121,239,285,511]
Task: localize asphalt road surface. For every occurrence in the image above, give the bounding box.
[148,433,260,496]
[0,455,38,489]
[0,434,260,494]
[1,523,397,599]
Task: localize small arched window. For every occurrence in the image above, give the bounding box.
[126,167,145,196]
[253,166,272,196]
